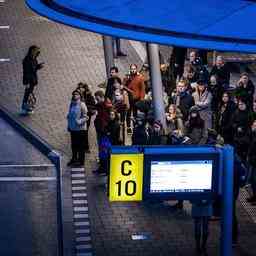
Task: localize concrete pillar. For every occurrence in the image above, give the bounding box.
[147,43,166,129]
[102,35,114,79]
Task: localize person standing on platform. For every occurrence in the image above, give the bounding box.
[105,66,122,101]
[67,90,88,167]
[123,64,145,134]
[21,45,44,114]
[210,55,230,90]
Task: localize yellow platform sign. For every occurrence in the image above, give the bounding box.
[109,154,144,201]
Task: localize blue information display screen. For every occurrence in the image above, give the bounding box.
[150,160,213,193]
[143,146,221,200]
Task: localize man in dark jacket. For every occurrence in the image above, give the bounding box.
[169,80,194,121]
[22,45,44,113]
[105,66,122,100]
[210,55,230,89]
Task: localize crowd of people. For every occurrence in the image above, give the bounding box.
[66,50,256,202]
[65,48,256,253]
[22,44,256,254]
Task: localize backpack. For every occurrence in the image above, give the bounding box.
[98,136,112,160]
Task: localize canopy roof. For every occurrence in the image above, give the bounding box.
[26,0,256,53]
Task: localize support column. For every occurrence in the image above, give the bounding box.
[221,145,234,256]
[102,35,114,79]
[147,43,166,129]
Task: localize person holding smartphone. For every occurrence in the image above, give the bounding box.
[21,45,44,114]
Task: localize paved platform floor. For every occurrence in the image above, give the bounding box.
[1,0,256,255]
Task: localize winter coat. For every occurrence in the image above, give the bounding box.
[94,99,112,134]
[210,64,230,88]
[124,74,145,101]
[105,76,122,100]
[169,91,194,121]
[193,88,213,130]
[247,131,256,168]
[231,109,251,133]
[235,80,255,109]
[217,101,236,144]
[106,119,121,145]
[22,55,42,85]
[185,118,207,145]
[132,124,148,145]
[67,101,88,131]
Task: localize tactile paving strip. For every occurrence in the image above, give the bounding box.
[239,186,256,224]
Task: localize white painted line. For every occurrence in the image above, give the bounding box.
[0,0,5,3]
[71,168,84,172]
[76,244,92,250]
[76,253,93,256]
[72,180,85,185]
[76,252,93,256]
[72,186,87,191]
[76,236,91,242]
[74,207,88,212]
[0,26,10,29]
[72,173,85,178]
[0,164,54,168]
[74,214,89,219]
[0,58,10,62]
[73,200,88,205]
[72,193,87,198]
[74,222,90,227]
[75,229,90,234]
[0,177,56,181]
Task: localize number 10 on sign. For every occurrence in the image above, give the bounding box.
[109,154,144,201]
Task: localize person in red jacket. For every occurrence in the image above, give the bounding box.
[123,64,145,134]
[94,90,112,142]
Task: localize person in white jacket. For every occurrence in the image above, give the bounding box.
[67,90,88,167]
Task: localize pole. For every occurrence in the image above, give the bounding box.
[147,43,167,129]
[221,145,234,256]
[102,35,114,79]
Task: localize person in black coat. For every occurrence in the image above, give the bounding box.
[247,119,256,204]
[216,92,236,144]
[132,114,148,146]
[22,45,44,112]
[230,99,250,139]
[106,109,121,145]
[104,66,122,101]
[210,56,230,89]
[169,80,194,121]
[235,73,255,110]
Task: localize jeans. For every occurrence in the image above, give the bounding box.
[22,83,35,110]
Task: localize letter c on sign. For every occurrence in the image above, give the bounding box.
[121,160,132,176]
